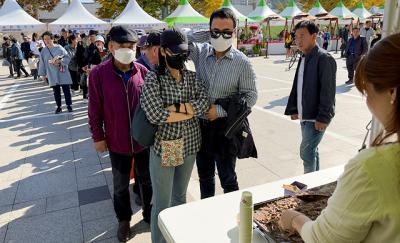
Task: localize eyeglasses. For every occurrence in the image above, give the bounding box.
[210,30,234,39]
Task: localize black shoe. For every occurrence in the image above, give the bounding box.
[345,79,354,85]
[24,74,30,78]
[117,221,130,242]
[14,76,21,79]
[7,75,13,78]
[67,106,73,112]
[55,107,62,114]
[143,215,151,224]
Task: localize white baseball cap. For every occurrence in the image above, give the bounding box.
[95,35,105,43]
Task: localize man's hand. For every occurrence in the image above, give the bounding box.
[94,140,108,153]
[291,114,299,120]
[205,105,218,121]
[315,121,328,132]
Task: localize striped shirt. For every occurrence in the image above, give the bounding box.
[188,32,258,117]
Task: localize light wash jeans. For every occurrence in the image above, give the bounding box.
[149,147,196,243]
[300,121,325,174]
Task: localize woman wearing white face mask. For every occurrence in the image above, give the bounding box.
[88,26,152,242]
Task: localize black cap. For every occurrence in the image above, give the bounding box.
[61,28,67,32]
[146,32,161,46]
[89,30,98,36]
[108,26,138,44]
[160,28,188,54]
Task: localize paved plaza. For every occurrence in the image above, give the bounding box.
[0,53,370,243]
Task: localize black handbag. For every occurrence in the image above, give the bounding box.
[131,103,157,147]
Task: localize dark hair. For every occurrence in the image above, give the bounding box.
[68,34,76,44]
[355,33,400,146]
[80,33,87,39]
[11,38,17,43]
[156,48,167,75]
[353,27,359,30]
[32,33,38,41]
[210,8,237,29]
[42,31,53,39]
[3,36,9,41]
[366,20,372,24]
[294,21,319,35]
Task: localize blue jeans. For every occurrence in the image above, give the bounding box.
[300,121,325,174]
[149,148,196,243]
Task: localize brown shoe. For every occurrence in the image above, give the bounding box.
[117,221,130,242]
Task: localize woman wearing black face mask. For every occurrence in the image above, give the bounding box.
[141,28,209,243]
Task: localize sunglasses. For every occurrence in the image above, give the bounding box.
[210,30,234,39]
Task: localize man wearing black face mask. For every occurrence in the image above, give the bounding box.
[188,8,258,199]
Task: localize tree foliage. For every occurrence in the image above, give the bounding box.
[96,0,225,19]
[300,0,385,12]
[0,0,60,18]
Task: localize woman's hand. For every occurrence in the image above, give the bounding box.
[279,210,302,233]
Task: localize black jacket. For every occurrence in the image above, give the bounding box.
[345,36,368,57]
[199,94,257,159]
[284,46,337,124]
[20,42,31,60]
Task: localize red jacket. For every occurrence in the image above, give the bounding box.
[88,59,148,155]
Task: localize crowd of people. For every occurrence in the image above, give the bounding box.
[1,7,399,243]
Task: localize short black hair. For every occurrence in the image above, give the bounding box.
[68,34,76,44]
[11,38,17,43]
[210,8,237,29]
[42,31,53,39]
[294,21,319,35]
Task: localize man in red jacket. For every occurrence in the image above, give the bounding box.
[88,26,151,242]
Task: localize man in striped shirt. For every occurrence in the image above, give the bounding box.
[189,8,258,199]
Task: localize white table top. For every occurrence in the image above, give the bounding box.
[158,165,344,243]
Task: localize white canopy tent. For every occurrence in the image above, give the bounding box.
[308,0,328,16]
[49,0,110,32]
[113,0,166,30]
[0,0,46,32]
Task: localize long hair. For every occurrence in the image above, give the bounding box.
[354,33,400,146]
[156,48,167,76]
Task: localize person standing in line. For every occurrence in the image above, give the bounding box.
[21,36,31,61]
[88,26,151,242]
[141,28,209,243]
[360,20,374,48]
[2,36,14,78]
[284,21,337,174]
[76,33,89,101]
[88,35,108,67]
[58,28,68,47]
[322,27,331,50]
[28,52,39,80]
[188,8,258,199]
[131,32,161,207]
[345,27,368,85]
[10,38,30,79]
[38,31,73,114]
[65,35,80,95]
[339,25,350,58]
[136,32,161,71]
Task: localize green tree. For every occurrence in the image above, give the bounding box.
[0,0,60,18]
[300,0,384,12]
[96,0,179,19]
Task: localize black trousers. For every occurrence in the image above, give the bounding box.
[346,54,361,80]
[69,69,80,91]
[196,120,239,199]
[52,85,72,108]
[14,59,29,77]
[109,149,152,222]
[6,58,14,76]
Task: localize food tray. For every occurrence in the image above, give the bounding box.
[253,182,337,243]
